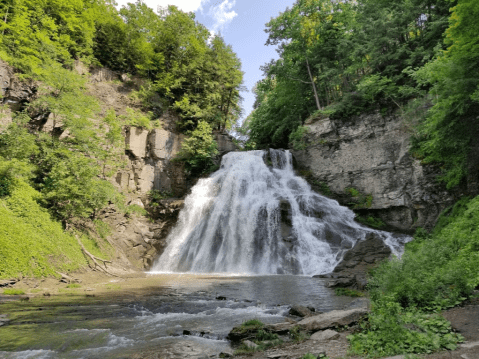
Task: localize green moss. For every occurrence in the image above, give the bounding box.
[2,289,25,295]
[66,284,81,289]
[345,187,373,209]
[356,215,386,229]
[334,288,365,297]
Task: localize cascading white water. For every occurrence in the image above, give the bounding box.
[151,150,408,275]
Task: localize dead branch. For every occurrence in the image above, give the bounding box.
[75,235,118,277]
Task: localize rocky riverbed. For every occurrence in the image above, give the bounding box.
[1,273,479,359]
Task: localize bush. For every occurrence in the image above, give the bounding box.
[348,195,479,356]
[175,121,219,176]
[289,126,310,150]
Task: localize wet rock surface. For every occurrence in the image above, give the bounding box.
[315,232,392,289]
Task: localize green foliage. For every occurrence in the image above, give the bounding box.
[356,216,386,229]
[289,126,310,150]
[175,121,219,176]
[349,195,479,356]
[334,288,365,297]
[66,283,81,289]
[409,0,479,188]
[345,187,373,209]
[290,325,310,342]
[125,204,148,217]
[2,289,25,296]
[301,354,328,359]
[250,0,454,148]
[93,220,111,240]
[121,107,156,129]
[0,179,109,278]
[234,319,265,333]
[348,300,463,356]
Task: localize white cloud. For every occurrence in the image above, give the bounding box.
[115,0,207,13]
[208,0,237,35]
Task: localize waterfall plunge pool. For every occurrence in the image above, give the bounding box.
[0,274,357,359]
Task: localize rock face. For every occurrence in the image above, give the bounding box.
[292,113,455,233]
[315,233,392,289]
[215,133,237,154]
[99,199,184,269]
[0,59,36,130]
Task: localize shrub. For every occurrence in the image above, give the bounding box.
[174,121,219,177]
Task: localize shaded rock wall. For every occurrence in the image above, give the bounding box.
[292,113,455,233]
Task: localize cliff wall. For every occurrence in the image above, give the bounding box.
[292,113,455,233]
[0,59,237,271]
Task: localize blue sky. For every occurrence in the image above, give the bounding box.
[114,0,296,125]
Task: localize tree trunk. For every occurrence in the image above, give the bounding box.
[306,57,322,111]
[2,6,9,36]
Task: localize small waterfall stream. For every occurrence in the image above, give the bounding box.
[152,150,407,276]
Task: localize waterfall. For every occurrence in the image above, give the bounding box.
[151,150,408,275]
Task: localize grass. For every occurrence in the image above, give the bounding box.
[0,180,111,279]
[334,288,365,297]
[66,283,81,289]
[2,289,25,295]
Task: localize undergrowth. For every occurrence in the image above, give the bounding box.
[335,288,365,297]
[348,195,479,356]
[0,180,111,279]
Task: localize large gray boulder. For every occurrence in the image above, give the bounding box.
[297,307,368,332]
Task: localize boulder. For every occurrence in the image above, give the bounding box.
[215,133,237,153]
[243,340,258,349]
[264,322,294,334]
[322,232,391,289]
[309,329,340,341]
[297,307,368,332]
[289,305,313,318]
[0,314,10,327]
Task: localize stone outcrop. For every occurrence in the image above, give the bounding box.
[292,113,456,233]
[315,233,392,289]
[0,59,36,130]
[99,199,184,269]
[215,133,237,154]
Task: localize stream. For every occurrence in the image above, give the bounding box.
[0,274,356,359]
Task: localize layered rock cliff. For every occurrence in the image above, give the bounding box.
[292,113,456,233]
